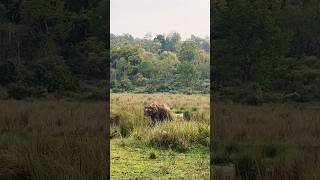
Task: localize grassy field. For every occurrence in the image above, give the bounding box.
[110,93,210,179]
[0,100,107,180]
[213,103,320,180]
[111,139,209,179]
[2,94,318,179]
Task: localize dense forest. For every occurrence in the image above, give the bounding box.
[110,33,210,93]
[212,0,320,104]
[0,0,210,99]
[2,0,320,103]
[0,0,108,99]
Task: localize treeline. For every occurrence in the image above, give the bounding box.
[212,0,320,104]
[0,0,108,99]
[110,33,210,93]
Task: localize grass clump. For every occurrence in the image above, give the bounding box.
[111,105,148,138]
[148,150,157,159]
[147,121,209,151]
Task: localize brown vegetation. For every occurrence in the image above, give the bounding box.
[0,100,107,180]
[212,103,320,180]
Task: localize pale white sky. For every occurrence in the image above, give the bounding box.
[110,0,210,40]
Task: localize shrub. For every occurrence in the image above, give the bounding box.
[118,79,134,91]
[283,92,303,102]
[111,88,123,93]
[7,84,33,99]
[236,83,263,105]
[144,85,156,93]
[241,94,262,105]
[156,84,172,92]
[33,56,78,92]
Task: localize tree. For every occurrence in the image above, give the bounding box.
[165,32,181,52]
[115,58,132,80]
[160,51,180,65]
[178,41,199,62]
[138,60,155,79]
[213,0,287,85]
[154,34,166,53]
[89,0,108,42]
[33,56,77,92]
[176,61,199,88]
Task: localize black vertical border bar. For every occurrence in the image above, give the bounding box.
[210,0,214,179]
[105,0,111,179]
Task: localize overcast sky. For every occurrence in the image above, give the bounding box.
[110,0,210,40]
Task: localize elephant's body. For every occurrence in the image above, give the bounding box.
[144,102,172,122]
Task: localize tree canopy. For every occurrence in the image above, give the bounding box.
[212,0,320,103]
[110,33,210,93]
[0,0,108,99]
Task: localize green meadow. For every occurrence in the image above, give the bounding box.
[110,93,210,179]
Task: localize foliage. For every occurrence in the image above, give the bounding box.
[0,0,107,99]
[212,0,320,103]
[110,33,210,93]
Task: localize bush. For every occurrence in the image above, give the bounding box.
[156,84,172,92]
[144,85,156,93]
[110,80,119,89]
[240,94,262,105]
[118,79,134,91]
[33,56,78,92]
[261,92,282,103]
[7,84,33,99]
[0,59,21,86]
[236,83,263,105]
[283,92,303,102]
[111,88,123,93]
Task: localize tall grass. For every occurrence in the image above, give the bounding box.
[110,93,210,151]
[147,121,209,151]
[213,103,320,180]
[0,100,107,180]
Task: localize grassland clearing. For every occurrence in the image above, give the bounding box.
[110,93,210,179]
